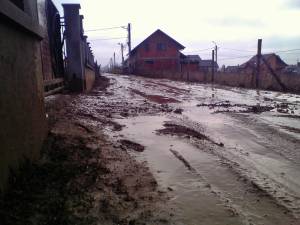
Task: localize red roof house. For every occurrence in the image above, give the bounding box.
[128,29,185,75]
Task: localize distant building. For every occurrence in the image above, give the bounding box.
[181,54,202,72]
[240,53,287,74]
[199,60,219,73]
[128,29,185,75]
[283,64,300,75]
[225,65,240,73]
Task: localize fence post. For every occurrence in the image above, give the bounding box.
[256,39,262,88]
[212,50,215,83]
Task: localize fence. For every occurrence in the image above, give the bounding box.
[136,70,300,93]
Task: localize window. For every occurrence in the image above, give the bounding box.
[144,43,149,52]
[10,0,24,10]
[145,60,154,64]
[157,43,166,51]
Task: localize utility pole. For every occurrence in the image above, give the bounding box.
[110,58,113,72]
[212,50,215,83]
[187,58,190,82]
[215,45,218,66]
[212,41,218,66]
[113,52,116,68]
[119,43,124,66]
[256,39,262,88]
[127,23,131,57]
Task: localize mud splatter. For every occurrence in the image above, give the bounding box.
[157,122,224,147]
[130,88,180,104]
[119,139,145,152]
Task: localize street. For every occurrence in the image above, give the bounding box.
[100,73,300,224]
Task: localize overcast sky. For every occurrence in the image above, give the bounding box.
[52,0,300,67]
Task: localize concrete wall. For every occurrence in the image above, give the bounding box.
[63,4,96,92]
[85,67,95,91]
[0,0,47,191]
[135,70,300,93]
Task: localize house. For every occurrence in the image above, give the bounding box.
[225,65,240,73]
[240,53,287,74]
[199,60,219,73]
[128,29,185,75]
[283,64,300,75]
[181,54,202,72]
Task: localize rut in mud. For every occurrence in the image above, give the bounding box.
[102,73,300,225]
[1,73,300,225]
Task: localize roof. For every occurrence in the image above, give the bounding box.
[186,55,201,61]
[225,65,240,72]
[199,60,219,68]
[226,65,239,69]
[131,29,185,54]
[241,53,287,68]
[181,54,201,63]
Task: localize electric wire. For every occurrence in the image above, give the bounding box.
[85,26,126,32]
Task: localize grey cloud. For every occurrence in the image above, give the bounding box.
[285,0,300,8]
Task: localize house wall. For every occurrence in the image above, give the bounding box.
[181,62,199,72]
[0,0,47,191]
[133,32,181,75]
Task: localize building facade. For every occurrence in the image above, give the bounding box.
[129,29,185,76]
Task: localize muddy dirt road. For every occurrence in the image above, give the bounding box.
[101,73,300,225]
[2,73,300,225]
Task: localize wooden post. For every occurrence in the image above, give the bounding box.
[127,23,132,73]
[187,58,190,81]
[212,50,215,83]
[113,52,116,68]
[128,23,131,56]
[256,39,262,88]
[215,45,218,66]
[120,43,124,66]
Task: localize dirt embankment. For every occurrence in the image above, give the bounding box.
[0,76,170,225]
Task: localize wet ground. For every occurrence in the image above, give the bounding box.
[2,73,300,225]
[102,73,300,225]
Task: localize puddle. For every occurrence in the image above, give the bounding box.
[109,115,298,225]
[182,103,300,217]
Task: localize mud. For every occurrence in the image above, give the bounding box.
[131,88,180,104]
[197,101,275,114]
[2,73,300,225]
[157,122,224,147]
[0,76,170,225]
[169,149,196,172]
[119,139,145,152]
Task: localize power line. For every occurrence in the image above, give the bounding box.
[85,26,126,32]
[218,55,253,61]
[221,47,256,52]
[89,37,127,41]
[183,48,213,54]
[273,48,300,54]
